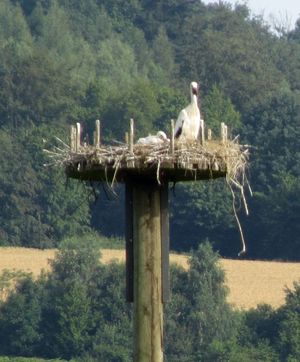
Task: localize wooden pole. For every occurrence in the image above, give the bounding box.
[128,119,135,168]
[76,122,81,152]
[170,119,175,156]
[200,118,205,145]
[207,128,212,141]
[132,181,163,362]
[221,122,228,144]
[95,119,100,148]
[160,183,170,303]
[70,125,76,152]
[129,118,134,153]
[125,182,134,303]
[224,124,228,142]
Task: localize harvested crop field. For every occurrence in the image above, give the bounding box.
[0,247,300,309]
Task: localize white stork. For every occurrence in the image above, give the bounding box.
[137,131,169,145]
[174,81,201,141]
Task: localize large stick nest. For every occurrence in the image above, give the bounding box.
[44,136,250,255]
[46,138,248,183]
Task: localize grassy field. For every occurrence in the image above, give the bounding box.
[0,247,300,309]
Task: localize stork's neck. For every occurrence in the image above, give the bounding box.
[191,94,198,106]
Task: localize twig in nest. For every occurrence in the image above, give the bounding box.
[55,137,70,149]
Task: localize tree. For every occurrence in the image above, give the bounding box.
[34,1,96,111]
[0,0,34,128]
[87,262,132,361]
[165,242,239,361]
[101,79,160,140]
[154,86,187,130]
[248,174,300,259]
[171,180,239,255]
[202,84,241,134]
[0,125,92,248]
[242,304,279,349]
[40,241,100,359]
[137,0,202,41]
[0,129,44,246]
[152,26,177,81]
[288,18,300,43]
[0,274,44,357]
[57,0,113,44]
[277,283,300,361]
[176,2,283,113]
[243,90,300,259]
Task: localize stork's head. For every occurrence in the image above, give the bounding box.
[190,81,198,96]
[157,131,168,140]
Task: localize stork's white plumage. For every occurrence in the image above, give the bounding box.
[174,81,201,141]
[137,131,169,145]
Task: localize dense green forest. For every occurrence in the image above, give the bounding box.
[1,242,300,361]
[1,0,300,260]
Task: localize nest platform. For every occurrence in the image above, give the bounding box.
[65,142,229,183]
[51,120,248,185]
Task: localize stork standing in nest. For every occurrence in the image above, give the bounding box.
[174,81,202,141]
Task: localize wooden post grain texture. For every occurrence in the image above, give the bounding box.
[160,183,169,303]
[125,181,134,302]
[133,181,163,362]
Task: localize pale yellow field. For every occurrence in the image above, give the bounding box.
[0,247,300,310]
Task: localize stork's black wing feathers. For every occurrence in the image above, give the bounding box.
[175,120,184,139]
